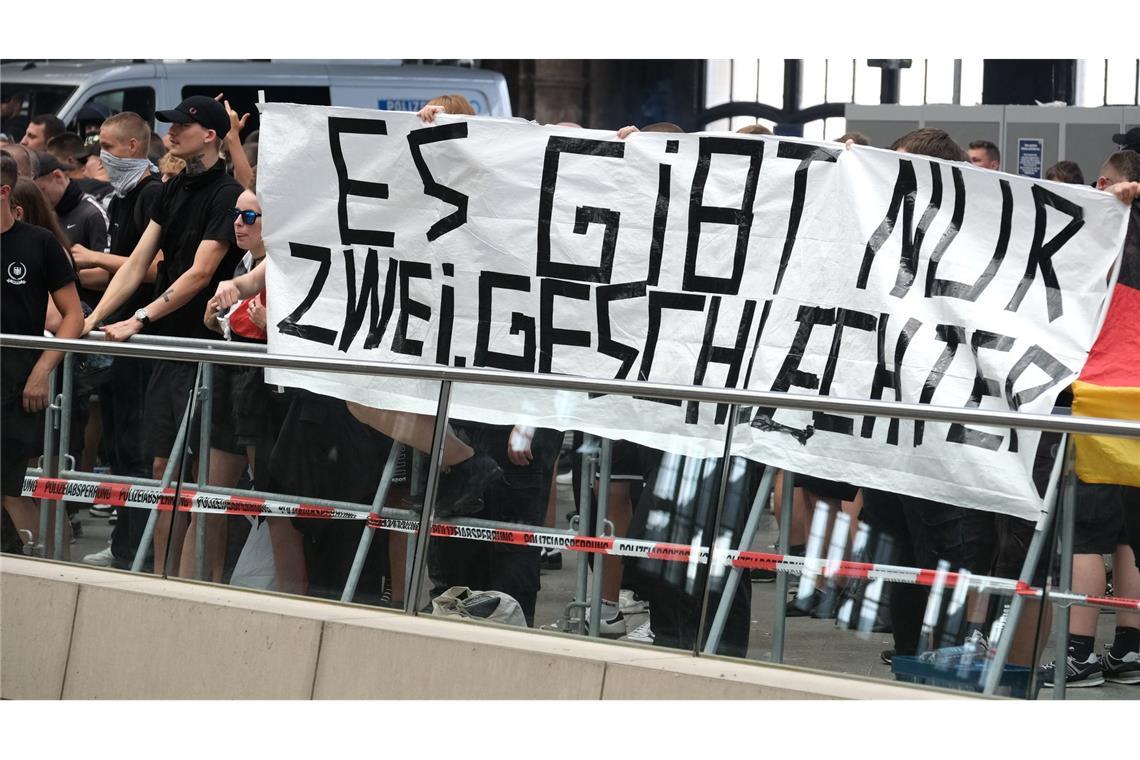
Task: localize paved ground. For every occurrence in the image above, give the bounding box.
[61,479,1136,701]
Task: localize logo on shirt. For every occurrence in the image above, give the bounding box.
[6,261,27,285]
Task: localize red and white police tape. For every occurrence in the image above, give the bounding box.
[22,475,1140,612]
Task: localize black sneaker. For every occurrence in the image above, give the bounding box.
[433,453,504,518]
[880,649,895,665]
[539,547,563,570]
[750,567,777,583]
[1041,650,1105,688]
[786,589,823,617]
[1102,646,1140,685]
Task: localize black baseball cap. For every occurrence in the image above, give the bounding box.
[33,151,68,178]
[155,95,230,139]
[1113,127,1140,152]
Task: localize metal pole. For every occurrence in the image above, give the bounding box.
[703,463,776,654]
[952,59,963,105]
[131,366,201,573]
[53,352,75,559]
[587,438,612,638]
[1052,446,1077,700]
[573,435,596,634]
[37,369,59,556]
[406,381,453,615]
[772,470,795,663]
[982,435,1068,695]
[693,405,741,656]
[341,443,401,603]
[193,363,212,580]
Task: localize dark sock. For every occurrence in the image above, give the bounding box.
[789,544,806,557]
[1111,626,1140,657]
[1069,634,1095,661]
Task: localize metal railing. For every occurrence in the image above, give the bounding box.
[3,330,1138,700]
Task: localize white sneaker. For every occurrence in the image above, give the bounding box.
[622,620,655,644]
[89,505,114,519]
[555,471,573,486]
[583,602,626,638]
[83,545,115,567]
[619,588,649,615]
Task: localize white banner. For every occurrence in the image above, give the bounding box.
[258,103,1130,520]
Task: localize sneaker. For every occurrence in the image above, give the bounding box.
[1102,646,1140,685]
[540,547,563,571]
[89,505,114,519]
[433,453,504,518]
[555,471,573,486]
[622,620,655,644]
[83,545,115,567]
[583,601,629,638]
[786,589,823,617]
[880,649,895,665]
[619,589,649,615]
[1041,650,1105,688]
[750,567,778,583]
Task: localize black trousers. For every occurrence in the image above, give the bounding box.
[104,358,154,564]
[430,423,562,627]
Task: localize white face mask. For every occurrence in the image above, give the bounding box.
[100,150,157,197]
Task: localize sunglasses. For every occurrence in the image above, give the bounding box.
[228,208,263,224]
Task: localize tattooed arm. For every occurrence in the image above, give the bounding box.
[103,239,233,342]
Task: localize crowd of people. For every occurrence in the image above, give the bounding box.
[3,90,1140,691]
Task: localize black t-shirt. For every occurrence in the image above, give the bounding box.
[149,161,244,339]
[106,173,163,323]
[2,220,78,402]
[56,179,110,309]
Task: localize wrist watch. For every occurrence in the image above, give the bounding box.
[134,308,151,326]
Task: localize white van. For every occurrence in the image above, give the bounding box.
[0,59,512,142]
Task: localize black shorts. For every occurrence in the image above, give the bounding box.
[143,361,201,461]
[1123,487,1140,571]
[1073,480,1127,555]
[1,444,32,499]
[795,473,858,502]
[207,364,246,456]
[2,397,42,498]
[605,440,654,482]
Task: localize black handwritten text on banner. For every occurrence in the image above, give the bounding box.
[258,104,1129,520]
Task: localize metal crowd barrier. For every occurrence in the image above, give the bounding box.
[3,330,1139,700]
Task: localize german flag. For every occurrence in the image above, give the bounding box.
[1073,203,1140,487]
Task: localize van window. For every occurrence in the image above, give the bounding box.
[180,85,331,143]
[0,83,76,142]
[76,87,156,131]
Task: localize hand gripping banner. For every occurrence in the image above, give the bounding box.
[257,103,1131,520]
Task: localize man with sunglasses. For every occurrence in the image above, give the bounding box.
[80,95,244,576]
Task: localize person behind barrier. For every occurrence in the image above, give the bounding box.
[1,143,40,179]
[78,95,245,577]
[1045,160,1085,185]
[1040,150,1140,689]
[73,112,164,570]
[33,151,109,305]
[20,114,66,151]
[967,139,1000,170]
[205,188,306,595]
[348,94,504,520]
[1,153,84,555]
[860,128,988,666]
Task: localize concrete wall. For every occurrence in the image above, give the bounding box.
[1,557,973,700]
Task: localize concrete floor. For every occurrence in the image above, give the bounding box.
[61,479,1136,701]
